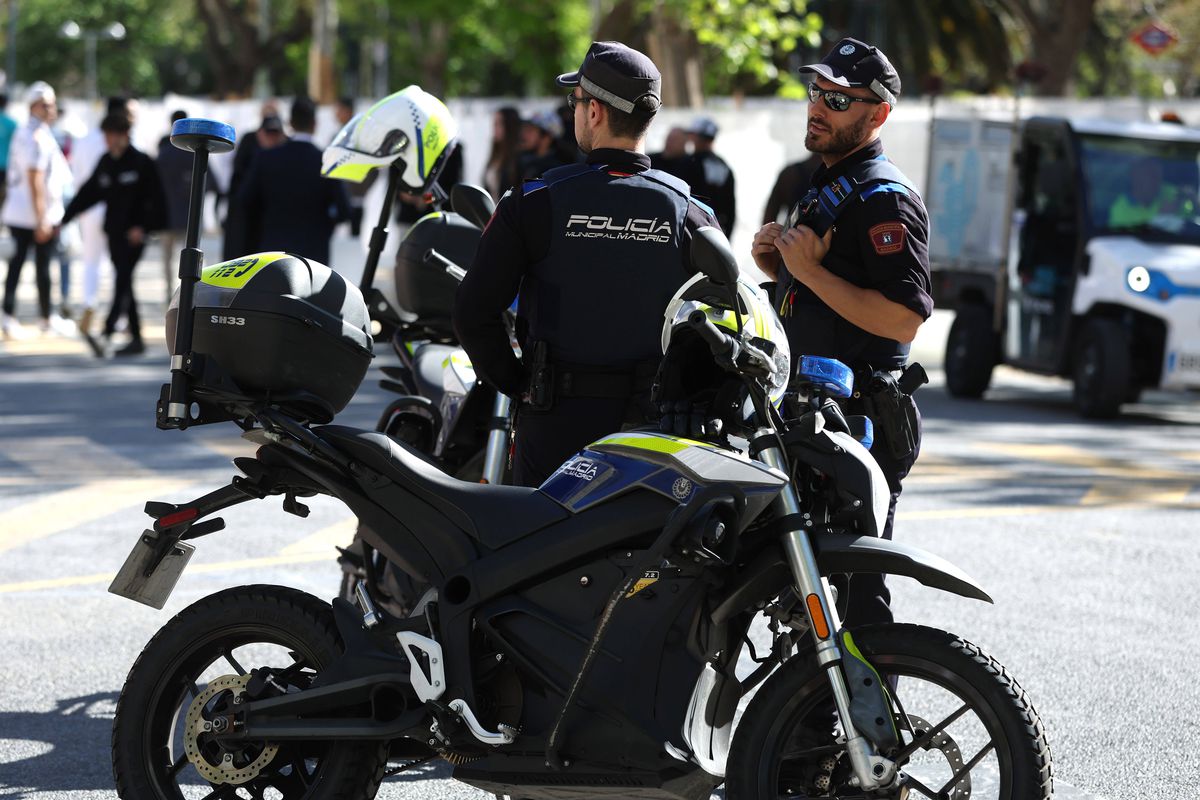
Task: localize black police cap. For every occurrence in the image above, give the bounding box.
[799,38,901,106]
[557,41,662,116]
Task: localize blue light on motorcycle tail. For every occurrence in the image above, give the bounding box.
[797,356,854,399]
[170,118,236,154]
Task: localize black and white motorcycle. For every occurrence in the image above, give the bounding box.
[110,117,1052,800]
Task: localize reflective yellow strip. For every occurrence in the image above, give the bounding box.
[200,252,289,289]
[324,161,376,183]
[594,434,705,454]
[708,308,738,333]
[420,110,452,179]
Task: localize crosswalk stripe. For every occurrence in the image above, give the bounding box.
[0,551,333,595]
[0,478,192,555]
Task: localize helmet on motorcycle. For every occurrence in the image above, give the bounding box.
[321,86,458,192]
[660,273,791,406]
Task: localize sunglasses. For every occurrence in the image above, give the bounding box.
[566,92,598,111]
[807,83,883,112]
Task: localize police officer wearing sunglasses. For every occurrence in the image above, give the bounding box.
[752,38,933,630]
[455,41,720,488]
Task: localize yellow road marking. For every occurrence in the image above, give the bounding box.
[0,551,333,595]
[1079,483,1193,507]
[0,478,192,555]
[982,442,1192,482]
[280,517,357,556]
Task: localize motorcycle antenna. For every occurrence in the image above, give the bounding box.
[159,118,236,430]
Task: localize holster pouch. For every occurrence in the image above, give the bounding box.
[526,340,555,411]
[862,362,927,461]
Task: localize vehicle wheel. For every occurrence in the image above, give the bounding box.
[945,305,998,398]
[725,624,1053,800]
[1072,318,1131,419]
[113,585,389,800]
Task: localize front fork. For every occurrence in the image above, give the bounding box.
[757,437,898,791]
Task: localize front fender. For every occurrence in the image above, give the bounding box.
[711,533,991,624]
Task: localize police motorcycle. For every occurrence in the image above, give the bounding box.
[323,90,515,611]
[108,117,1053,799]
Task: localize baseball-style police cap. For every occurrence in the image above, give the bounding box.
[556,41,662,116]
[687,116,719,140]
[799,38,901,106]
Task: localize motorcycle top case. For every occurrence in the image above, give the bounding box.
[167,252,372,421]
[394,211,480,332]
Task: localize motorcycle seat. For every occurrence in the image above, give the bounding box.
[411,344,458,408]
[315,425,569,550]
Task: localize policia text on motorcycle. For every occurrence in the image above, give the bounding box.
[454,41,720,488]
[752,38,933,629]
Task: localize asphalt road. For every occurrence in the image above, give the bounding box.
[1,296,1198,799]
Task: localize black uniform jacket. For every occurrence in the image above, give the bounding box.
[454,148,720,399]
[775,139,933,371]
[63,145,166,235]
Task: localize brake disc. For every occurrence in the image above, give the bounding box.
[184,674,279,785]
[906,714,971,800]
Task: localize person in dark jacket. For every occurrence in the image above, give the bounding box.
[61,113,166,356]
[686,117,736,235]
[222,104,287,259]
[156,109,218,303]
[453,41,720,487]
[238,96,349,265]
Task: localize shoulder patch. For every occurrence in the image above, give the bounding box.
[868,221,907,255]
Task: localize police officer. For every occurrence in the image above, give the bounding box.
[752,38,933,628]
[686,117,736,235]
[454,41,720,488]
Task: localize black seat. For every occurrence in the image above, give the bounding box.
[315,425,569,550]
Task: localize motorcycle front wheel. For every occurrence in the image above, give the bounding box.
[112,585,388,800]
[725,623,1052,799]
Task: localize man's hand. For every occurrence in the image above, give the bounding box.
[751,222,784,280]
[127,226,145,245]
[776,224,833,285]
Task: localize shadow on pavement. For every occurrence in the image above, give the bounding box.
[0,692,118,793]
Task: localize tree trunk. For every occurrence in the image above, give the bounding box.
[1003,0,1098,96]
[308,0,337,103]
[644,6,703,108]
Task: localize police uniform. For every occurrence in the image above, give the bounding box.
[454,42,720,488]
[685,118,736,235]
[779,41,934,629]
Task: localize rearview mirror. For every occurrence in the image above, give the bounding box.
[690,226,740,286]
[451,183,496,230]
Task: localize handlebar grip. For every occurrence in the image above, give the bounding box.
[424,247,466,282]
[687,309,735,357]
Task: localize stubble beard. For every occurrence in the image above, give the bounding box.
[805,114,871,157]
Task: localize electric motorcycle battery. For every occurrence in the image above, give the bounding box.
[166,252,373,421]
[394,210,481,332]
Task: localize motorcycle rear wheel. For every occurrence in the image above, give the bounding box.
[725,623,1052,799]
[112,585,388,800]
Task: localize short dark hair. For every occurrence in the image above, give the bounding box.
[337,96,354,111]
[106,96,130,116]
[290,94,316,133]
[170,109,187,124]
[596,94,656,140]
[100,113,131,134]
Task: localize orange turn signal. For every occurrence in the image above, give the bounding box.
[806,593,830,640]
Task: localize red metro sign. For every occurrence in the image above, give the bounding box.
[1130,21,1178,56]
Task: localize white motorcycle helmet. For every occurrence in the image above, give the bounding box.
[322,85,458,192]
[661,273,791,406]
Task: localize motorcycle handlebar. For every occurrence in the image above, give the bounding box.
[687,309,736,358]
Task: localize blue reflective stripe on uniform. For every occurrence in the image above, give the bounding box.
[860,181,912,200]
[523,179,548,195]
[690,196,716,217]
[523,162,598,195]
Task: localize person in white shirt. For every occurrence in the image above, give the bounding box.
[1,82,71,337]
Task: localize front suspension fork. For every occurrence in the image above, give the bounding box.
[757,437,897,791]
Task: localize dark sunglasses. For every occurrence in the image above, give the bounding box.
[566,92,592,111]
[807,82,883,112]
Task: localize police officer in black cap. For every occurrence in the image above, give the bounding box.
[454,41,720,488]
[752,38,933,629]
[685,117,736,235]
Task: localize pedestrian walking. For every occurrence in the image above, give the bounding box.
[238,96,348,265]
[685,117,736,235]
[454,41,720,487]
[60,113,167,356]
[1,82,71,338]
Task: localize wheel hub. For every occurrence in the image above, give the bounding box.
[183,674,279,785]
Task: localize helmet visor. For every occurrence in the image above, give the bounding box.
[332,112,411,159]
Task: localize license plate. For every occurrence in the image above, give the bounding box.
[108,530,195,609]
